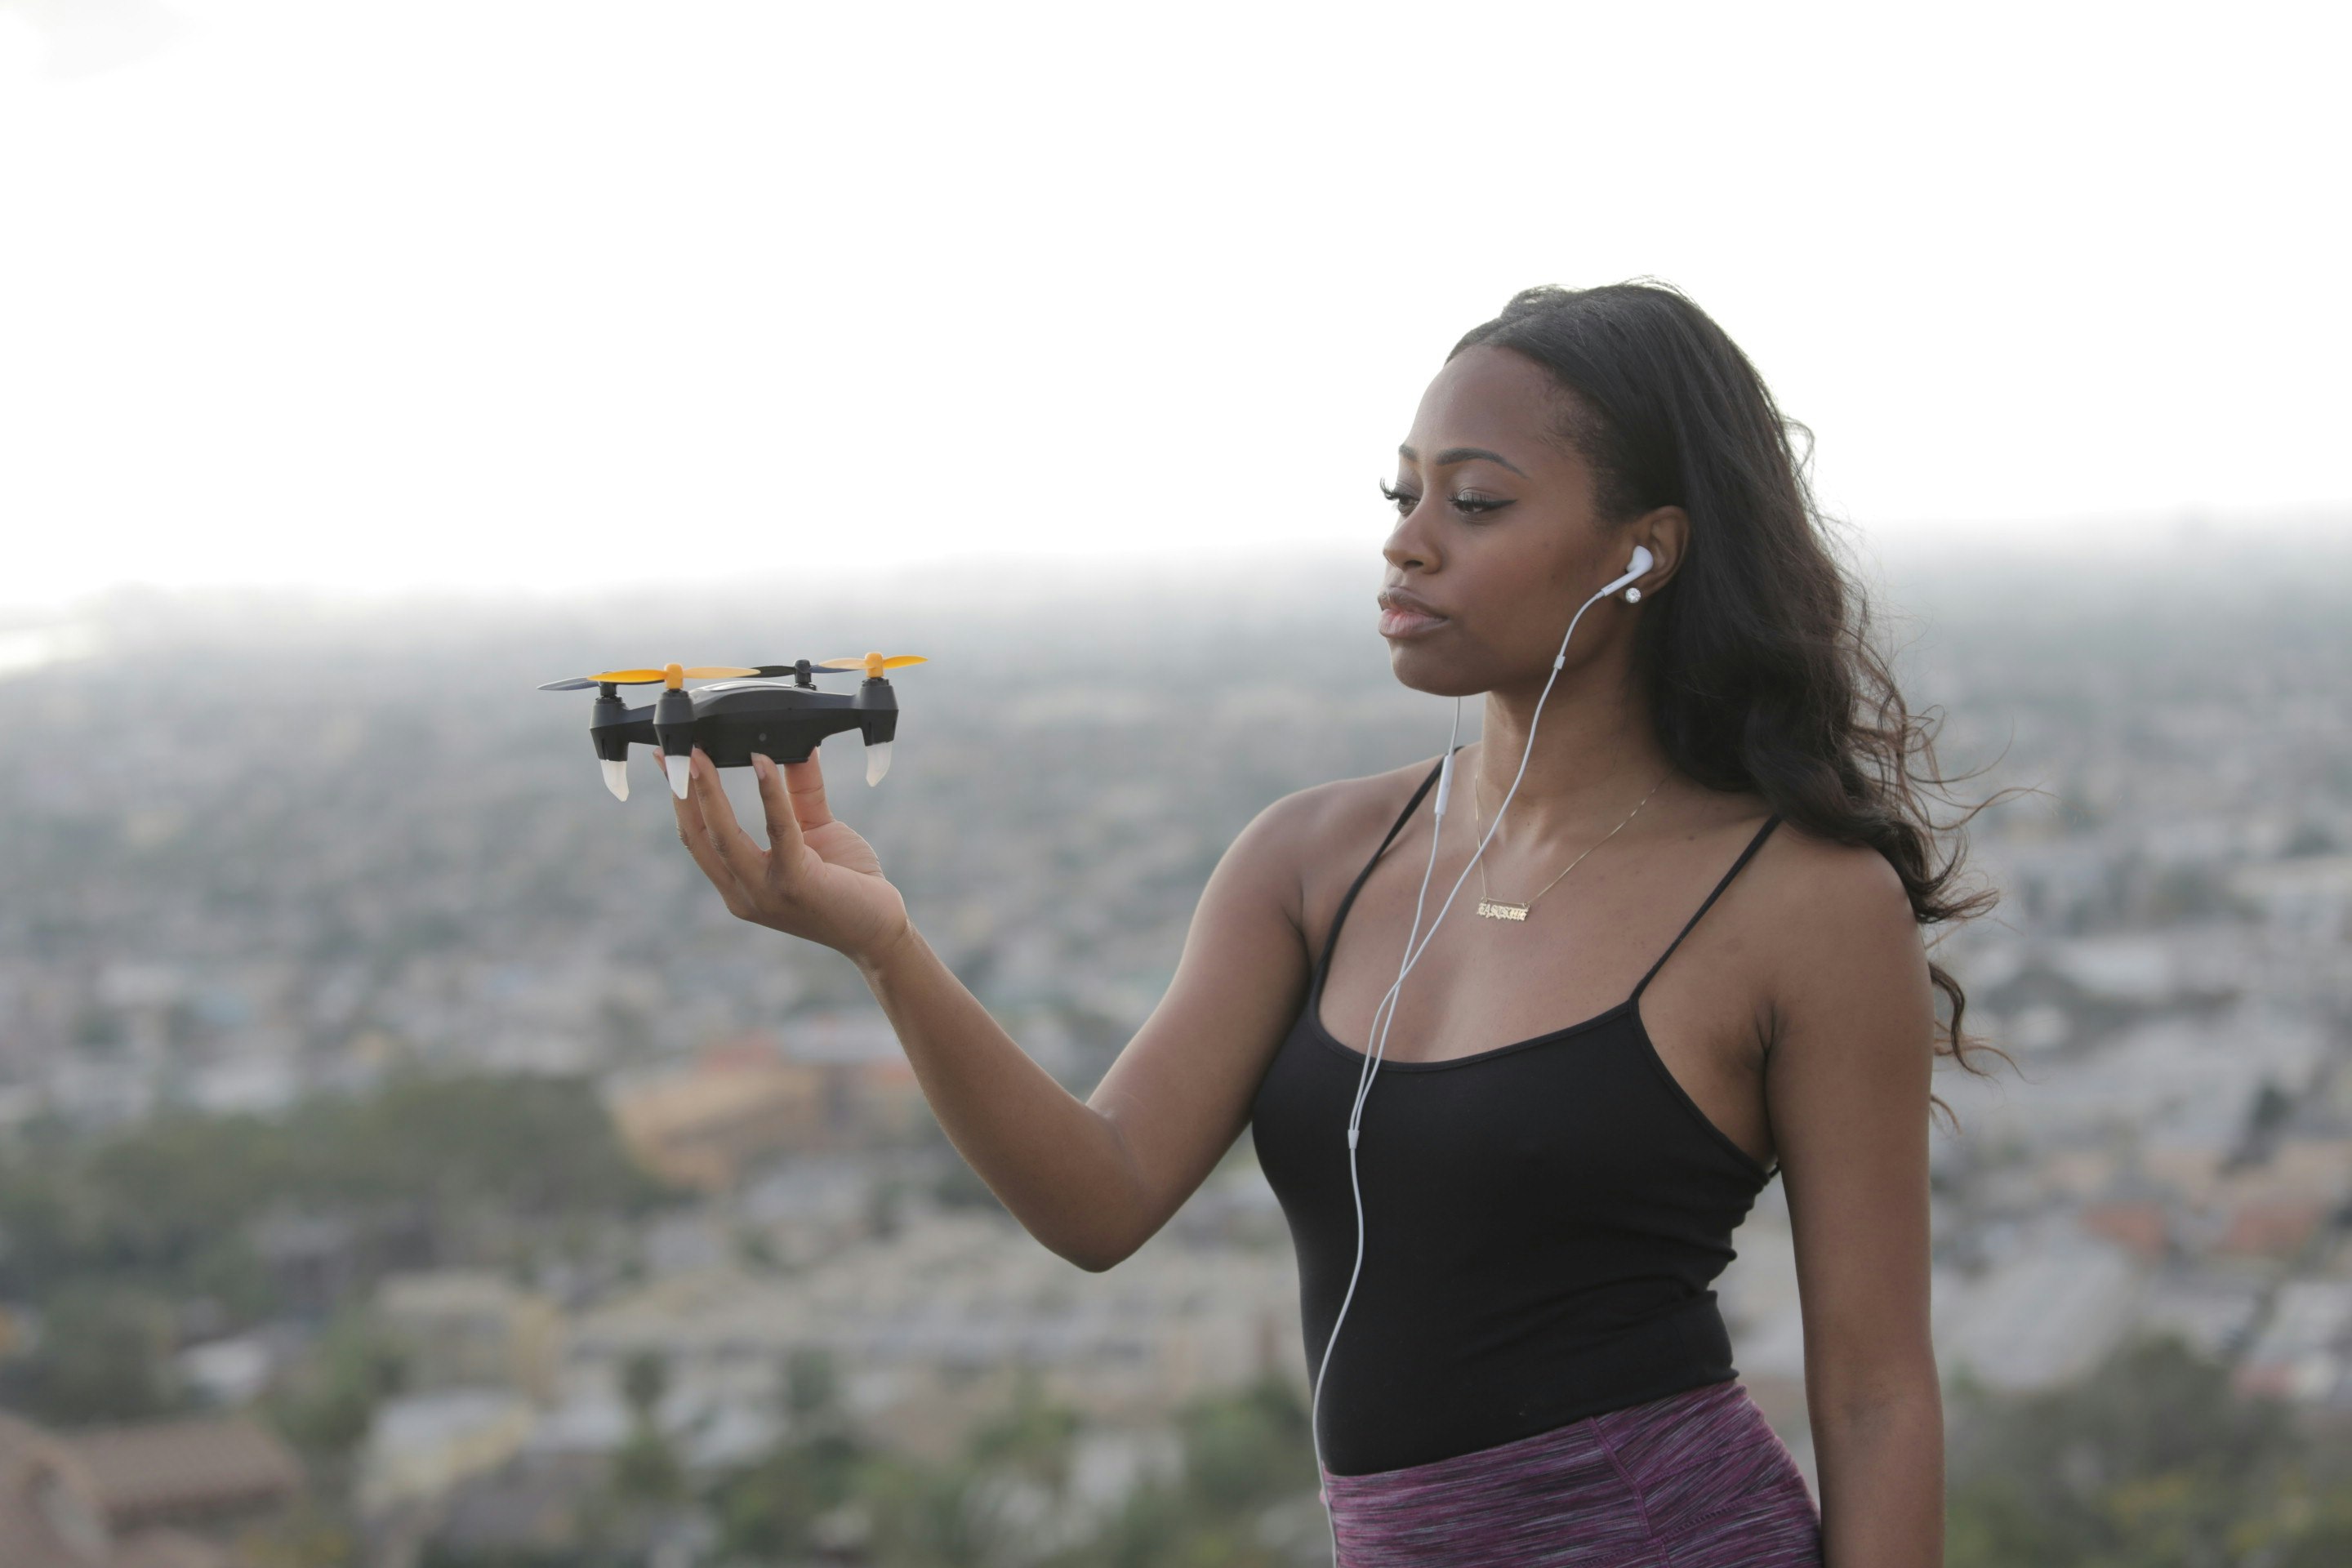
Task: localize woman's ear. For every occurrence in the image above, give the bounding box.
[1628,506,1690,592]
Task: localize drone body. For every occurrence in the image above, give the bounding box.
[539,656,923,800]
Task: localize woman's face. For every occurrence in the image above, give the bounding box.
[1378,344,1642,698]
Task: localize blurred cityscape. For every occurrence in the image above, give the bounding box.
[1,537,2349,1566]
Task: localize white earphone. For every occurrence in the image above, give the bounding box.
[1604,543,1655,602]
[1312,541,1654,1519]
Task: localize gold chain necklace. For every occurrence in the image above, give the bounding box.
[1469,771,1671,923]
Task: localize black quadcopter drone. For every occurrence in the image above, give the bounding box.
[537,653,925,800]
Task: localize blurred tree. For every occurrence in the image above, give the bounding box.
[787,1344,840,1419]
[595,997,656,1063]
[861,1453,1005,1568]
[710,1428,872,1562]
[967,1368,1080,1489]
[1046,1374,1321,1568]
[1176,1374,1316,1517]
[0,1072,681,1321]
[609,1423,685,1507]
[239,1499,356,1568]
[2282,822,2341,857]
[612,1348,683,1505]
[0,1285,181,1423]
[695,1362,1333,1567]
[265,1309,406,1457]
[1945,1331,2352,1566]
[1062,1482,1189,1568]
[621,1348,667,1421]
[853,1370,1325,1568]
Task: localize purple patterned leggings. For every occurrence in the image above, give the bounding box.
[1318,1379,1823,1566]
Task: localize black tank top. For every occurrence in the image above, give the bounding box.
[1249,758,1784,1477]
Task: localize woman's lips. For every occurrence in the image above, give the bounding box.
[1377,592,1448,639]
[1379,607,1446,638]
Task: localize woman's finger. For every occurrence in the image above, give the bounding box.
[662,748,752,911]
[751,753,807,864]
[781,746,835,831]
[689,748,773,891]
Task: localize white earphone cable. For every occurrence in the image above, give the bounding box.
[1310,697,1459,1498]
[1310,575,1624,1520]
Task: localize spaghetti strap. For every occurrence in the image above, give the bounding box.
[1312,752,1454,982]
[1629,813,1784,1001]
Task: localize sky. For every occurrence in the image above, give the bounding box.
[2,1,2347,616]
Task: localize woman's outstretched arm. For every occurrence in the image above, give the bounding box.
[666,743,1325,1272]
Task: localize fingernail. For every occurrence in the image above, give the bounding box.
[751,753,773,777]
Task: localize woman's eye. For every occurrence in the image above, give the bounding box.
[1378,480,1512,518]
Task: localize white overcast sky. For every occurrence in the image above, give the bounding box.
[2,1,2346,614]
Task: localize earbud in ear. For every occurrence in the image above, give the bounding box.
[1601,544,1655,601]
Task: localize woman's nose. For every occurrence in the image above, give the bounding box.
[1382,514,1433,572]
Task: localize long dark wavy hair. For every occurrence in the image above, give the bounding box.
[1452,282,2010,1125]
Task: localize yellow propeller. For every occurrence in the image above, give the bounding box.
[603,663,759,688]
[539,663,758,692]
[819,653,929,680]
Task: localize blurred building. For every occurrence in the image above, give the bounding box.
[0,1410,303,1567]
[61,1417,302,1546]
[0,1410,144,1568]
[425,1451,611,1566]
[357,1389,537,1519]
[1935,1229,2146,1392]
[2079,1198,2171,1263]
[604,1036,832,1190]
[2133,1272,2268,1361]
[2229,853,2352,938]
[2212,1196,2331,1263]
[604,1030,924,1189]
[2236,1278,2352,1402]
[844,1054,925,1140]
[377,1271,564,1402]
[564,1203,1303,1463]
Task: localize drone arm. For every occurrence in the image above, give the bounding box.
[590,706,658,756]
[590,693,638,761]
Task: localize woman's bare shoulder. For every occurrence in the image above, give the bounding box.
[1740,814,1928,1015]
[1251,756,1444,859]
[1751,816,1915,933]
[1235,758,1447,930]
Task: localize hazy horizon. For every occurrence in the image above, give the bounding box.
[6,501,2345,629]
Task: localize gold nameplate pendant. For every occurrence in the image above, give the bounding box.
[1476,900,1530,922]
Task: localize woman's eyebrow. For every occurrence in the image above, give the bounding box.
[1396,444,1527,476]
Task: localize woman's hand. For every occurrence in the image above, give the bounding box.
[664,745,911,966]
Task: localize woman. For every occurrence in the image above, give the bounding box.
[666,283,1989,1566]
